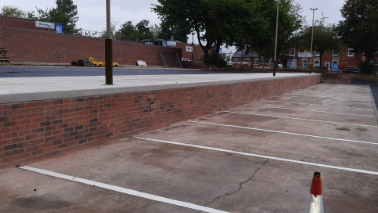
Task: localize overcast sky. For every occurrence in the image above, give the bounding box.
[1,0,347,53]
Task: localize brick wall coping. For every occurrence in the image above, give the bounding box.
[0,73,318,104]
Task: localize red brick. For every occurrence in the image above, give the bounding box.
[0,127,11,134]
[32,149,44,156]
[31,117,45,123]
[38,101,52,107]
[24,102,40,108]
[38,142,52,150]
[43,146,57,153]
[0,139,11,146]
[11,137,25,144]
[18,129,33,137]
[2,132,17,140]
[2,153,31,164]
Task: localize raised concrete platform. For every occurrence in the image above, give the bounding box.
[0,73,316,104]
[0,73,320,169]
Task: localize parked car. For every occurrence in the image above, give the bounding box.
[342,67,360,74]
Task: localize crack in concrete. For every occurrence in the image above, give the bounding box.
[205,159,269,206]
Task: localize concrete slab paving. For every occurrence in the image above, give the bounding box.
[0,167,197,213]
[1,83,377,213]
[233,105,377,126]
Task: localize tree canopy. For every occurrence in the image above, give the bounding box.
[158,21,190,43]
[115,20,156,41]
[338,0,378,61]
[246,0,304,62]
[152,0,303,64]
[152,0,268,64]
[36,0,79,34]
[299,16,341,67]
[0,5,35,19]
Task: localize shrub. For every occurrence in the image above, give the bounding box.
[206,55,227,67]
[358,61,377,75]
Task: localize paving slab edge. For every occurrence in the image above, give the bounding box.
[0,74,320,104]
[367,85,378,124]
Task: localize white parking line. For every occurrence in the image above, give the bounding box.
[19,166,229,213]
[134,137,378,176]
[244,105,375,118]
[189,121,378,146]
[272,96,372,103]
[290,93,371,98]
[223,111,377,128]
[261,100,373,110]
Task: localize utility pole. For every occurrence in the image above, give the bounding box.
[105,0,113,85]
[192,33,195,61]
[273,0,280,76]
[310,8,318,72]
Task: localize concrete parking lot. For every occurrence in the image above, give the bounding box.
[0,83,377,213]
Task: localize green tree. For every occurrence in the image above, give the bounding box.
[338,0,378,70]
[158,21,190,43]
[300,16,341,68]
[36,8,70,29]
[0,5,26,17]
[35,0,79,34]
[55,0,79,28]
[207,0,266,63]
[150,23,162,39]
[117,21,137,40]
[135,19,154,39]
[100,21,118,39]
[116,20,154,41]
[152,0,265,64]
[0,5,36,19]
[246,0,304,65]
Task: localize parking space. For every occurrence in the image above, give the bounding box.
[1,83,378,212]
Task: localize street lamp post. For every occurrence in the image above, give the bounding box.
[105,0,113,85]
[310,8,318,72]
[273,0,280,76]
[192,33,195,61]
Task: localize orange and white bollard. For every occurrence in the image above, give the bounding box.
[305,172,324,213]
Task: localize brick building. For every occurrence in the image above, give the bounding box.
[232,50,273,68]
[0,15,203,66]
[283,46,366,70]
[166,41,202,62]
[232,46,368,70]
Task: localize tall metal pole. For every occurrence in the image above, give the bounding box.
[105,0,113,85]
[192,33,194,61]
[310,8,318,72]
[273,0,279,76]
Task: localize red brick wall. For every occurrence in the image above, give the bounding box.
[0,27,182,66]
[0,75,320,169]
[0,16,50,31]
[176,43,203,61]
[320,73,352,84]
